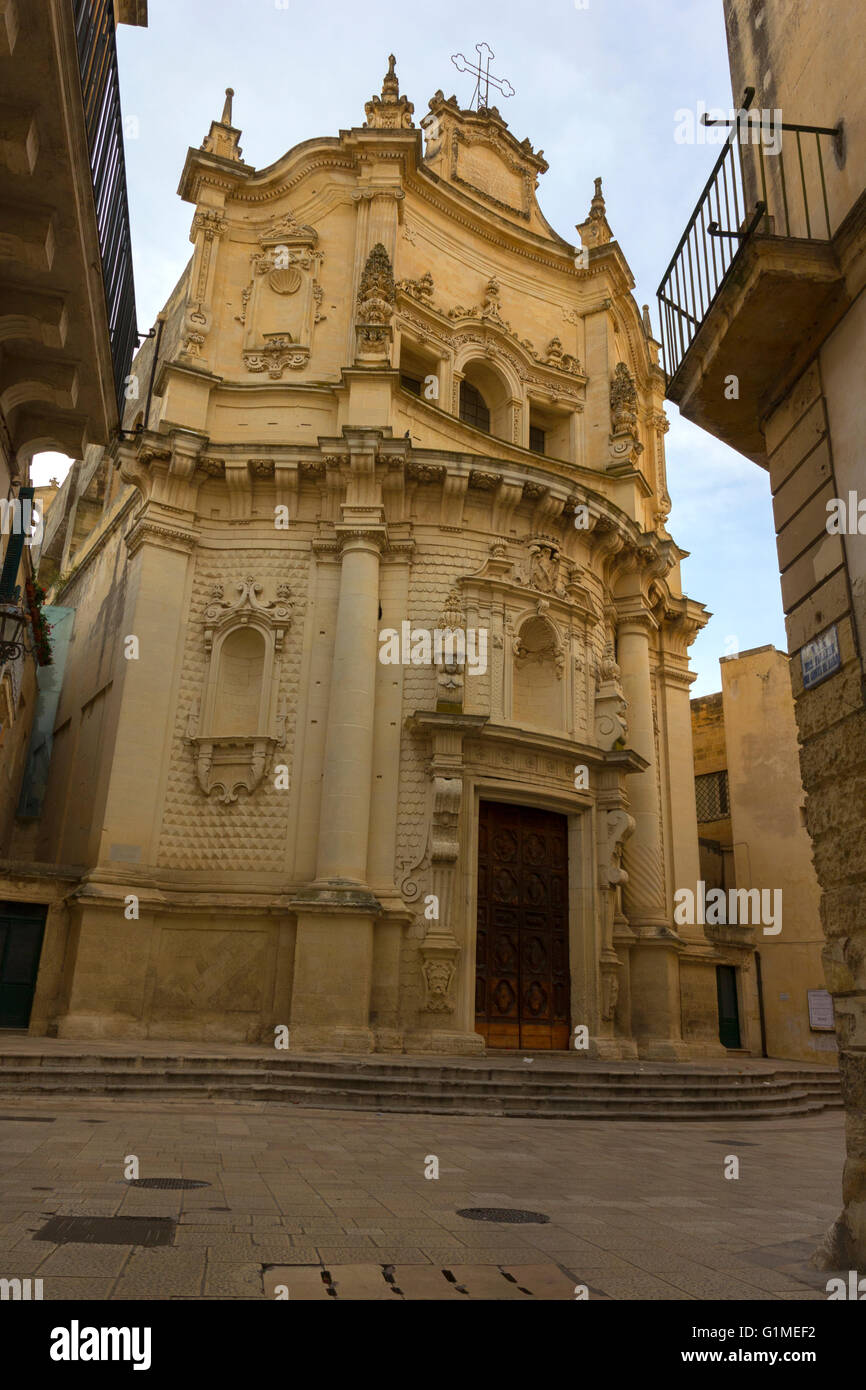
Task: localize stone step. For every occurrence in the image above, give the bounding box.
[0,1051,842,1086]
[0,1066,842,1119]
[0,1060,841,1098]
[0,1083,835,1120]
[0,1047,841,1120]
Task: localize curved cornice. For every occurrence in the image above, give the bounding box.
[395,288,586,390]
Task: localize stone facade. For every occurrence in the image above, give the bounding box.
[8,61,725,1060]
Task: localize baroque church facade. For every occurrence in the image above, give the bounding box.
[22,59,726,1057]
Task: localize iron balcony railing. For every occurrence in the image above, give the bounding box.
[72,0,139,421]
[657,91,842,382]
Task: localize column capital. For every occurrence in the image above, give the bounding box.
[615,600,658,635]
[126,510,198,558]
[336,525,386,556]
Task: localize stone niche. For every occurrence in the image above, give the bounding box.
[186,577,293,803]
[512,613,565,728]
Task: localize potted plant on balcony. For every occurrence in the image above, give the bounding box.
[25,577,53,666]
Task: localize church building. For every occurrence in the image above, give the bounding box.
[13,58,725,1058]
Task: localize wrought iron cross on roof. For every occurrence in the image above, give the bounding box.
[451,43,515,110]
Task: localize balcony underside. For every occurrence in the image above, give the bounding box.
[0,0,120,465]
[666,237,849,467]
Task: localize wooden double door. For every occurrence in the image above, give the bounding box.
[475,801,571,1049]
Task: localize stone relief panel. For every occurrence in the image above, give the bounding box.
[396,543,480,1018]
[397,544,480,892]
[239,213,323,378]
[152,928,269,1017]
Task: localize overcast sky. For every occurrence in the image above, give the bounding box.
[34,0,786,696]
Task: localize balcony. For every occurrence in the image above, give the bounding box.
[657,96,847,465]
[73,0,140,420]
[0,0,142,467]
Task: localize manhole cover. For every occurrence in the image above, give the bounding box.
[456,1208,549,1224]
[126,1178,211,1190]
[34,1215,175,1247]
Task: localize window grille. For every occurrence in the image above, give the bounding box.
[695,770,730,822]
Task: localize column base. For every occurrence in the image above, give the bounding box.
[288,902,378,1049]
[403,1029,486,1055]
[56,1013,147,1041]
[636,1038,693,1061]
[290,1025,376,1054]
[372,1027,404,1053]
[589,1037,640,1060]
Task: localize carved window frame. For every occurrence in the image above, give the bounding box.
[186,577,292,803]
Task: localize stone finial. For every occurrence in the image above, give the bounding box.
[576,173,613,250]
[610,361,638,434]
[642,303,661,366]
[383,53,398,98]
[201,86,243,161]
[356,243,395,323]
[439,588,466,632]
[364,53,415,129]
[354,242,396,364]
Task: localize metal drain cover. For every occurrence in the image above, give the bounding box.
[127,1178,211,1190]
[457,1208,549,1224]
[34,1215,175,1247]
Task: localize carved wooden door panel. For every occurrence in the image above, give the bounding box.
[475,801,570,1049]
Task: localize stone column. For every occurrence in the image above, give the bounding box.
[289,505,385,1051]
[616,610,667,929]
[315,531,382,883]
[367,543,414,1052]
[616,605,686,1058]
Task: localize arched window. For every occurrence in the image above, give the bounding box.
[459,379,490,433]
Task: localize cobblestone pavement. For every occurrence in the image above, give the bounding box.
[0,1097,846,1300]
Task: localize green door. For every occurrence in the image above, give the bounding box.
[716,964,741,1049]
[0,908,46,1029]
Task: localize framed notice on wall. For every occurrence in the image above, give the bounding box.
[807,989,836,1031]
[801,625,841,689]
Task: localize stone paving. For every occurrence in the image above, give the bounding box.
[0,1095,847,1300]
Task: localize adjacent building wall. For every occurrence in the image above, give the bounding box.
[720,0,866,1261]
[720,646,832,1063]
